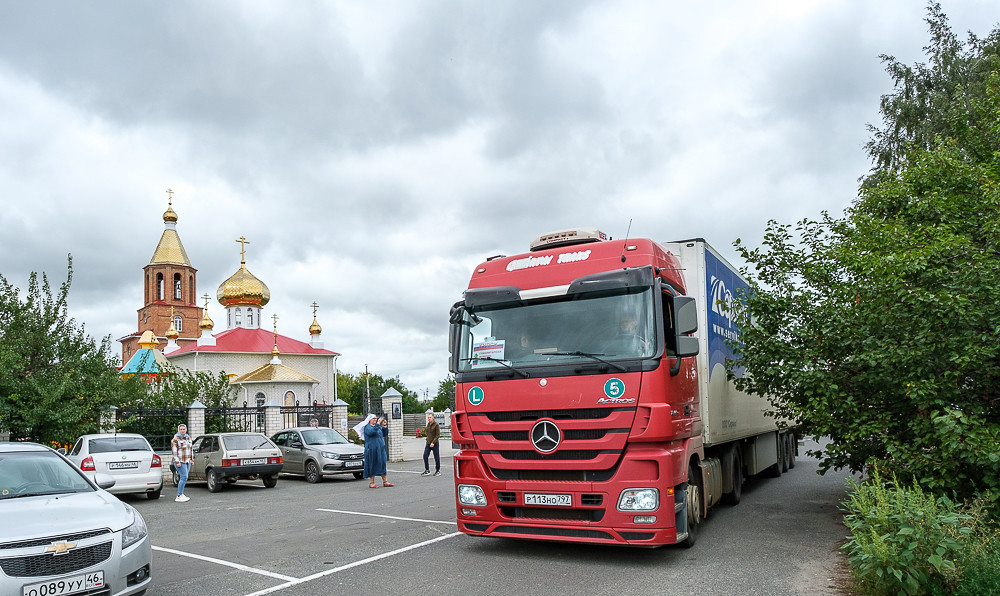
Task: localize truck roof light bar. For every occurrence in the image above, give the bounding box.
[529,227,609,251]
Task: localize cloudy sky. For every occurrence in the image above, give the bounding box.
[1,1,996,397]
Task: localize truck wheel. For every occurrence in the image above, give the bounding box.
[780,434,790,473]
[262,474,278,488]
[207,468,222,493]
[787,435,797,469]
[305,461,321,483]
[680,465,701,548]
[767,435,785,478]
[722,447,742,506]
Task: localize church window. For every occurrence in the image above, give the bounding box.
[255,392,266,407]
[247,308,254,326]
[235,308,242,326]
[156,274,164,301]
[174,315,183,332]
[174,274,182,300]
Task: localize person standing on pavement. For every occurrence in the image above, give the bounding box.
[363,415,391,488]
[171,424,193,502]
[421,411,441,477]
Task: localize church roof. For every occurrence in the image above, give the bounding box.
[233,362,319,383]
[166,327,340,357]
[149,204,193,266]
[121,347,171,377]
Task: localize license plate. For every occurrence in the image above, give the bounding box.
[107,461,139,470]
[23,570,104,596]
[524,493,572,507]
[345,461,362,467]
[242,458,266,465]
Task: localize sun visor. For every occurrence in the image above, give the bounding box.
[566,266,656,295]
[464,286,522,308]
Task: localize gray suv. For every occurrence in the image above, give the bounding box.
[271,427,365,482]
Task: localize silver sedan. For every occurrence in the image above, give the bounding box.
[0,442,151,596]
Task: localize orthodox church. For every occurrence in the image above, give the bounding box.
[119,195,341,407]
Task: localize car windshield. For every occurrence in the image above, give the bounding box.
[302,429,348,445]
[89,437,151,453]
[455,286,656,372]
[222,434,270,450]
[0,452,94,499]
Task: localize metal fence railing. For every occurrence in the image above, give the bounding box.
[205,406,265,434]
[115,407,187,452]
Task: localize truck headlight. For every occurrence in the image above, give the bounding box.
[121,505,148,549]
[457,484,487,507]
[618,488,659,512]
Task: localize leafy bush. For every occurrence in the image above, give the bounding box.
[954,530,1000,596]
[842,468,973,595]
[348,428,362,445]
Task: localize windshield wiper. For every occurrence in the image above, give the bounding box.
[548,351,627,372]
[253,440,269,450]
[460,356,529,378]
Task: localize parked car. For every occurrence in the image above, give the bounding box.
[0,442,152,596]
[176,432,283,492]
[66,433,164,500]
[271,427,365,482]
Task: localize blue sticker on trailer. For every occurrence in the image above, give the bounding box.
[704,249,748,380]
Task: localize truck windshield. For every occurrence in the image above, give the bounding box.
[455,286,656,372]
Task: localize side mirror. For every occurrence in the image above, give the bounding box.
[290,441,303,449]
[57,447,67,455]
[93,473,117,490]
[673,296,699,358]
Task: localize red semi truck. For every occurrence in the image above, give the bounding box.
[448,229,797,547]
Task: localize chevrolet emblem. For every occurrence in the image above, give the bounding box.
[45,542,77,555]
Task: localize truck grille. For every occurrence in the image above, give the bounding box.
[482,408,627,422]
[499,507,604,522]
[0,541,113,577]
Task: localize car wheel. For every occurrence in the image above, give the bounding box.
[262,474,278,488]
[171,468,179,486]
[147,487,161,500]
[305,461,321,483]
[353,471,364,480]
[207,468,222,493]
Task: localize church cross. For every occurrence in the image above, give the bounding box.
[311,302,319,317]
[236,236,250,264]
[166,188,173,206]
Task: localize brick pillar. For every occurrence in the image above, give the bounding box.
[187,400,206,437]
[265,402,283,437]
[331,399,349,437]
[381,392,403,462]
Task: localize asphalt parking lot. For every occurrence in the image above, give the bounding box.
[125,437,851,596]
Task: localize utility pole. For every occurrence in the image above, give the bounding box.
[363,364,371,417]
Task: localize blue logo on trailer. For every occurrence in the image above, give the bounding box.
[704,250,748,381]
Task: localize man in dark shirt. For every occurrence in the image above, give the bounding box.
[421,411,441,477]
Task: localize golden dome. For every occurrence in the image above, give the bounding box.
[217,264,270,307]
[199,308,214,330]
[165,321,179,340]
[138,330,159,349]
[149,195,192,266]
[163,204,178,223]
[309,316,322,335]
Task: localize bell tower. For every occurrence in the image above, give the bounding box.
[120,190,202,362]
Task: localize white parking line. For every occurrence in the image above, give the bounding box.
[315,508,457,525]
[151,545,297,582]
[243,531,463,596]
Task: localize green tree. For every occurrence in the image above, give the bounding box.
[0,257,144,446]
[336,370,421,414]
[143,366,236,409]
[431,375,455,412]
[732,6,1000,500]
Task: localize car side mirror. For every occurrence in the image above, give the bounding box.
[290,441,303,449]
[93,473,117,490]
[57,447,67,455]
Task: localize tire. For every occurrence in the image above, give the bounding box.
[780,434,790,473]
[767,434,784,478]
[305,461,321,484]
[723,447,742,506]
[147,487,161,500]
[680,465,702,548]
[353,471,364,480]
[262,474,278,488]
[787,434,796,469]
[171,468,179,486]
[207,468,222,493]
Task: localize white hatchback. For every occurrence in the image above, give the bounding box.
[67,434,164,500]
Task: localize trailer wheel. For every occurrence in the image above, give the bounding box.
[780,434,790,473]
[722,447,743,506]
[680,465,701,548]
[786,434,796,469]
[767,434,785,478]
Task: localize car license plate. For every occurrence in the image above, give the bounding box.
[23,570,104,596]
[345,461,362,467]
[524,493,572,507]
[107,461,139,470]
[242,458,266,465]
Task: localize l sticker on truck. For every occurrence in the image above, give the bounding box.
[468,386,485,406]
